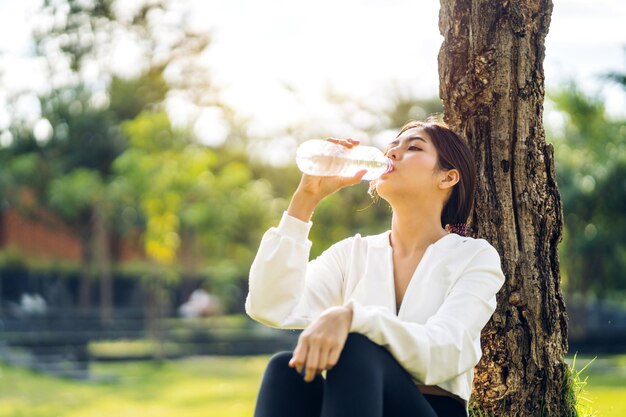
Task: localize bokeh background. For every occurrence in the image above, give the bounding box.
[0,0,625,416]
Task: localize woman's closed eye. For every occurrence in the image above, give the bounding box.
[384,146,421,155]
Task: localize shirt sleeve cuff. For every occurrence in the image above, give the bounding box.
[276,211,313,241]
[344,299,374,334]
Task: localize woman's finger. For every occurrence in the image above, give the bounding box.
[353,169,367,181]
[325,137,358,149]
[342,169,367,186]
[304,344,320,382]
[317,345,332,372]
[290,339,308,374]
[326,346,341,370]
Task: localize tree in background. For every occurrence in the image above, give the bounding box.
[0,0,211,320]
[0,0,295,321]
[111,111,280,314]
[547,83,626,301]
[439,0,570,415]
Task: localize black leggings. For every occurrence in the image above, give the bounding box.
[254,332,467,417]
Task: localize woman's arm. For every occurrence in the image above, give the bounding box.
[246,138,367,328]
[245,211,353,328]
[344,244,506,386]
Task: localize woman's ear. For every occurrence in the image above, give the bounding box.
[439,168,460,190]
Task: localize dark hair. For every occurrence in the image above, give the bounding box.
[372,119,477,233]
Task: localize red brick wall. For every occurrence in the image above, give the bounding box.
[1,207,82,261]
[0,207,145,263]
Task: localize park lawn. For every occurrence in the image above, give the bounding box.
[0,356,268,417]
[585,388,626,417]
[0,354,624,417]
[571,355,626,417]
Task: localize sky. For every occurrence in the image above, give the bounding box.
[190,0,626,135]
[1,0,625,151]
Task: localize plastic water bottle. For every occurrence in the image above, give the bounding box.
[295,139,393,181]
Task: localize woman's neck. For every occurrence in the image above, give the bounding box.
[389,204,448,256]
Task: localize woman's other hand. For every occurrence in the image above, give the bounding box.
[287,138,367,222]
[288,305,353,383]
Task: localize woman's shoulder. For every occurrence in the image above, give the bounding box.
[432,234,503,270]
[447,235,503,271]
[449,233,499,251]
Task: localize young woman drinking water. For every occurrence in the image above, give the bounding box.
[246,120,506,417]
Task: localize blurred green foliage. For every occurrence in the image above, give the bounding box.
[547,82,626,300]
[1,0,625,315]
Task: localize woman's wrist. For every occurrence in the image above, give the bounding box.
[342,305,353,329]
[287,190,321,222]
[320,305,354,331]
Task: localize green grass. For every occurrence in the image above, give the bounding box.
[0,356,268,417]
[565,354,626,417]
[0,354,624,417]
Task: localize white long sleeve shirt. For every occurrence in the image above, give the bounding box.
[246,212,506,414]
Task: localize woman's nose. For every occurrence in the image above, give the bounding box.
[387,148,400,160]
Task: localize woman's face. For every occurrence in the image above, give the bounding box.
[375,126,446,203]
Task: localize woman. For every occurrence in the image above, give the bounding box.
[246,120,506,417]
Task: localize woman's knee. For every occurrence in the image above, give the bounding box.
[265,351,292,375]
[332,333,382,372]
[343,332,379,354]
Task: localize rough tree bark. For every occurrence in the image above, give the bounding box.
[438,1,571,416]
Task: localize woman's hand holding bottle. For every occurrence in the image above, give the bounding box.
[287,138,367,222]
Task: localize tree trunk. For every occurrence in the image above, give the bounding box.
[144,267,168,362]
[93,203,113,324]
[438,1,571,416]
[78,215,93,310]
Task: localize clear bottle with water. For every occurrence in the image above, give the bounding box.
[295,139,393,181]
